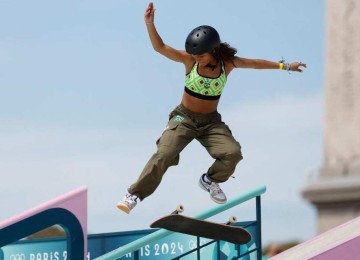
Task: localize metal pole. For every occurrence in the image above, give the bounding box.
[95,186,266,260]
[256,196,262,260]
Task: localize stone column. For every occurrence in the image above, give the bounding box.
[302,0,360,234]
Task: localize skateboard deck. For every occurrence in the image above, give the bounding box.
[150,214,252,244]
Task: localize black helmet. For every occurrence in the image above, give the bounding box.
[185,25,221,55]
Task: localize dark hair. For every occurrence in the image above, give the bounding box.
[213,42,237,62]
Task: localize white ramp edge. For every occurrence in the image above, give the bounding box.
[270,215,360,260]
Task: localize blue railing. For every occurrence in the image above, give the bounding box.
[95,186,266,260]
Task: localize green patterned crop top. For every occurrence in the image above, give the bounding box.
[184,62,227,100]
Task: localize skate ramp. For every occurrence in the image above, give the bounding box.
[271,215,360,260]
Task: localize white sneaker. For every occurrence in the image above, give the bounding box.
[117,193,138,214]
[199,174,227,204]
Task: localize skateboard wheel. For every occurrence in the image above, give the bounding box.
[228,216,237,224]
[176,204,184,213]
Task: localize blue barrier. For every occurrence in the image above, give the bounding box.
[95,185,266,260]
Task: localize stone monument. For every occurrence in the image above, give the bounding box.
[302,0,360,234]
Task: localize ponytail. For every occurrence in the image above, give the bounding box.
[213,42,237,63]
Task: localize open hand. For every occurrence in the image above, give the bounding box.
[144,2,155,24]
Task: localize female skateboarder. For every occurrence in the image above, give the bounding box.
[117,2,306,213]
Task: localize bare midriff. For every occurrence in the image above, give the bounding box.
[181,91,219,114]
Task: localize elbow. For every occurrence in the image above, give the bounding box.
[152,43,166,54]
[153,45,162,53]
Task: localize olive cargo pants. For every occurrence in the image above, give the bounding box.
[128,104,243,201]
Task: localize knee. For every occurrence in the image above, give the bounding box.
[230,149,243,164]
[225,145,243,164]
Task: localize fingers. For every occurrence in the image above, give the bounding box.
[146,2,154,13]
[146,9,155,14]
[299,62,306,72]
[298,62,306,68]
[291,62,307,72]
[145,4,155,16]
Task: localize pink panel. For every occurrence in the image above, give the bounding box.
[311,236,360,260]
[0,186,88,256]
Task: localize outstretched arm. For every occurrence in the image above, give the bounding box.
[230,56,306,73]
[144,2,192,65]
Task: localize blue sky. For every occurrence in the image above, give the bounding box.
[0,0,325,247]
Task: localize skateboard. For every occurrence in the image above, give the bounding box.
[150,205,252,244]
